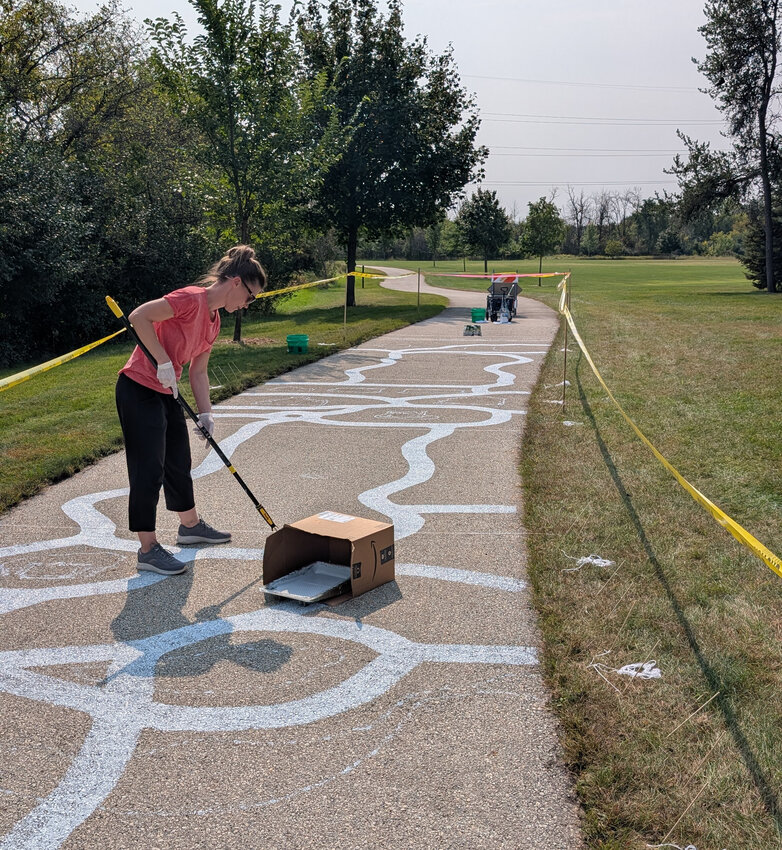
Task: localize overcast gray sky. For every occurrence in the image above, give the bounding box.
[71,0,726,217]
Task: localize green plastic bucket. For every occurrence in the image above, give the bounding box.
[287,334,309,353]
[471,308,486,322]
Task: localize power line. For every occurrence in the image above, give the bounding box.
[490,152,679,158]
[489,145,685,152]
[482,180,678,186]
[481,111,721,125]
[463,74,699,93]
[481,117,719,127]
[483,111,716,122]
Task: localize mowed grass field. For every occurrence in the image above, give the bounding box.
[379,256,782,848]
[0,276,445,513]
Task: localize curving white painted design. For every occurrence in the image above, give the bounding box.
[0,339,546,848]
[395,563,527,592]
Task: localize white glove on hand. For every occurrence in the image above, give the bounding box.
[193,412,214,441]
[156,361,178,398]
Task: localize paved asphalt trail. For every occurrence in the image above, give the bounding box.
[0,267,583,849]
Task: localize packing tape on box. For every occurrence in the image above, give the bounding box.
[0,328,126,393]
[557,274,782,579]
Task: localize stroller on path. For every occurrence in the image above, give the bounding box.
[486,274,520,323]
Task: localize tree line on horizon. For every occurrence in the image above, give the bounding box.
[360,187,750,268]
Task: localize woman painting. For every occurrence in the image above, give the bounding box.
[115,245,266,575]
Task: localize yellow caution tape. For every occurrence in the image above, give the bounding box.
[348,271,394,279]
[427,271,567,279]
[252,270,388,301]
[1,270,389,392]
[0,328,127,393]
[253,273,345,300]
[557,275,782,579]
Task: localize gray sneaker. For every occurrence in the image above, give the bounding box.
[137,543,187,575]
[177,517,231,545]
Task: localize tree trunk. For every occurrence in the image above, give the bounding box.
[346,226,358,307]
[483,254,487,273]
[538,254,542,285]
[758,108,776,293]
[233,216,250,341]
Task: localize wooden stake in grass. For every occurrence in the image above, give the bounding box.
[666,692,721,739]
[593,560,623,597]
[343,275,349,339]
[609,599,638,653]
[686,730,725,780]
[563,311,568,411]
[659,775,710,844]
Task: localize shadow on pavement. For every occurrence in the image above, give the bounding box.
[111,568,194,643]
[328,580,404,625]
[109,566,292,679]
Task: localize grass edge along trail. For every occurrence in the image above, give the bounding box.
[0,274,446,514]
[394,256,781,849]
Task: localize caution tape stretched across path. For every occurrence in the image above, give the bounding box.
[249,269,392,301]
[0,329,126,393]
[0,270,397,393]
[426,271,566,279]
[557,275,782,579]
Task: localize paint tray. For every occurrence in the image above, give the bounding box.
[263,561,351,604]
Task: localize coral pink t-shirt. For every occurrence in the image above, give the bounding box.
[119,286,220,394]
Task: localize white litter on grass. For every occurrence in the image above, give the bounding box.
[543,399,564,405]
[587,651,662,691]
[562,420,583,427]
[647,843,699,850]
[562,553,615,572]
[617,660,662,679]
[545,380,570,388]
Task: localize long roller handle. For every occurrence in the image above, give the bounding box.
[106,296,277,530]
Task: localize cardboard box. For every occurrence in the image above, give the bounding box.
[263,511,395,602]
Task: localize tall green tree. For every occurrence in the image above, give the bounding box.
[427,214,445,266]
[0,0,202,365]
[670,0,781,292]
[456,188,511,272]
[581,223,599,257]
[296,0,486,305]
[0,0,142,144]
[148,0,343,339]
[628,195,674,254]
[520,196,566,283]
[741,197,782,288]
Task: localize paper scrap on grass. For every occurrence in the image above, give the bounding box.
[562,553,615,572]
[617,660,662,679]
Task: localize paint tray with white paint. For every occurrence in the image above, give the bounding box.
[263,512,395,604]
[263,561,351,603]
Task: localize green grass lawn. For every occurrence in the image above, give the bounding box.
[0,276,446,513]
[377,255,782,848]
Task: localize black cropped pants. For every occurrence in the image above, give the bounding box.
[115,373,195,532]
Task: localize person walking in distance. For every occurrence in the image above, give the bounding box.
[115,245,267,575]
